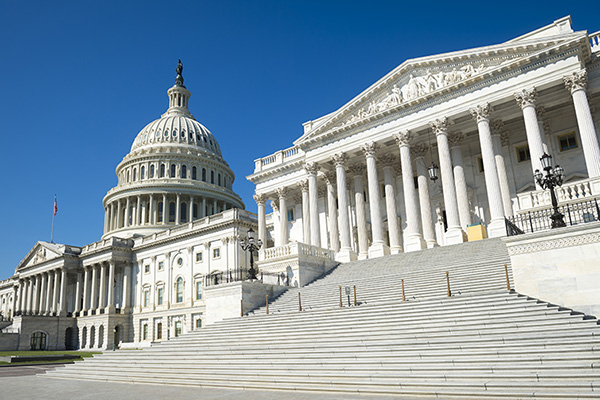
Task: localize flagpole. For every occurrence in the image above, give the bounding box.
[51,194,56,243]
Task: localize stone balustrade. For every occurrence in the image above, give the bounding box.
[253,146,304,172]
[516,176,600,212]
[590,31,600,52]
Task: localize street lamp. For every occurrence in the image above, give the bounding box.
[534,153,566,228]
[240,228,262,280]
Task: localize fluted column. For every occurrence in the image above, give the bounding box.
[304,162,321,247]
[395,133,425,251]
[176,194,181,224]
[106,261,115,313]
[162,194,167,224]
[254,194,267,248]
[98,262,106,313]
[323,172,340,253]
[51,269,59,314]
[448,132,472,229]
[515,88,546,184]
[332,153,356,262]
[74,272,82,313]
[491,120,514,217]
[470,103,506,237]
[298,180,310,244]
[564,70,600,178]
[412,144,438,248]
[59,268,67,316]
[277,188,289,245]
[379,154,403,254]
[349,164,369,259]
[90,265,98,311]
[430,118,464,244]
[82,266,90,313]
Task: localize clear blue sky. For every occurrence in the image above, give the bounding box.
[0,1,595,278]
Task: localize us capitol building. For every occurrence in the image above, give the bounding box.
[1,16,600,351]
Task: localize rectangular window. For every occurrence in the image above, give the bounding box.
[287,208,294,222]
[144,264,150,274]
[213,248,220,259]
[158,261,164,271]
[516,145,531,163]
[156,322,162,340]
[175,321,182,337]
[196,318,202,329]
[196,252,203,262]
[144,290,150,307]
[558,132,577,152]
[142,324,148,340]
[157,288,164,305]
[196,281,202,300]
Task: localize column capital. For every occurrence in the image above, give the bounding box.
[348,163,366,177]
[411,142,429,159]
[490,119,504,136]
[429,117,449,136]
[447,131,466,147]
[297,179,309,192]
[514,87,537,109]
[331,152,348,167]
[323,171,336,185]
[303,161,319,176]
[253,193,266,206]
[563,69,587,93]
[276,187,289,199]
[378,153,396,167]
[317,187,326,198]
[361,142,378,157]
[394,131,412,147]
[270,199,279,212]
[469,103,491,123]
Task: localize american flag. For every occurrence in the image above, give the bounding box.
[53,195,58,216]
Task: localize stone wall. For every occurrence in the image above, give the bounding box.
[0,333,19,351]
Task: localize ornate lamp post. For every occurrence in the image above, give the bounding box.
[428,162,440,182]
[240,228,262,280]
[534,153,566,228]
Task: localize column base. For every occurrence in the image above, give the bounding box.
[335,248,358,263]
[105,305,116,314]
[487,218,507,238]
[358,251,369,260]
[426,239,438,248]
[390,245,403,255]
[444,227,466,245]
[404,234,426,252]
[368,242,390,259]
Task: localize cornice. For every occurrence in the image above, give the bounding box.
[246,158,305,183]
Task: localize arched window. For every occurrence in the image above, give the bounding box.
[150,165,155,178]
[193,203,198,219]
[181,165,187,179]
[170,164,176,178]
[176,278,184,303]
[141,165,146,179]
[202,168,206,182]
[126,170,130,182]
[90,326,96,348]
[158,202,163,223]
[169,202,176,222]
[98,325,104,348]
[30,331,47,350]
[181,203,187,222]
[160,164,165,178]
[192,166,197,180]
[133,168,137,181]
[218,173,221,186]
[210,171,214,184]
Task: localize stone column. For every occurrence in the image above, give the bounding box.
[116,200,123,229]
[31,275,39,315]
[491,120,514,217]
[304,162,321,248]
[74,272,82,313]
[515,88,546,183]
[124,197,130,228]
[82,266,90,313]
[97,262,106,313]
[412,143,438,248]
[379,154,403,254]
[430,118,464,244]
[25,278,33,315]
[323,172,340,253]
[17,281,23,314]
[38,273,47,315]
[90,265,98,311]
[395,132,426,251]
[298,180,310,244]
[189,195,194,222]
[331,153,356,261]
[254,194,267,248]
[564,70,600,178]
[104,207,109,233]
[59,269,67,316]
[106,261,115,313]
[176,194,181,224]
[362,143,389,257]
[52,269,59,314]
[162,194,167,224]
[123,263,131,311]
[136,196,141,226]
[448,132,472,229]
[148,194,154,225]
[349,164,369,259]
[277,188,289,245]
[470,103,506,237]
[109,203,115,231]
[201,197,206,218]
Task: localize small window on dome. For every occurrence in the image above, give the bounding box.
[160,164,165,178]
[141,166,146,179]
[203,137,207,143]
[164,131,169,138]
[218,173,221,186]
[170,164,176,178]
[150,165,155,178]
[211,171,214,184]
[192,166,197,180]
[181,165,187,179]
[202,168,206,182]
[156,131,160,138]
[197,134,201,141]
[172,130,177,138]
[133,168,137,181]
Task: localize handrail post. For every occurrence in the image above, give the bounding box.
[339,286,342,307]
[298,292,302,312]
[240,299,243,317]
[401,279,405,301]
[505,264,511,291]
[266,294,269,315]
[353,285,357,306]
[446,271,451,297]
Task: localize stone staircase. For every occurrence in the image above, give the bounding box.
[45,239,600,398]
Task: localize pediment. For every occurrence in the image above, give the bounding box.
[16,242,66,272]
[295,29,589,147]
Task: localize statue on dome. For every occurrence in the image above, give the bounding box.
[175,59,184,86]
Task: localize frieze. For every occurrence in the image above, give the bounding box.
[507,231,600,255]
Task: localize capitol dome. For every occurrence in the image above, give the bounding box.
[102,61,245,239]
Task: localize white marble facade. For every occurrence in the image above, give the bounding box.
[249,16,600,262]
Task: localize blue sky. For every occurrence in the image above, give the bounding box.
[0,1,596,278]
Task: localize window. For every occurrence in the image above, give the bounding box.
[159,164,165,177]
[192,166,197,180]
[181,203,187,222]
[157,288,164,305]
[158,202,163,222]
[516,145,531,163]
[150,165,155,178]
[196,281,202,300]
[177,257,183,267]
[156,322,162,340]
[558,132,577,152]
[142,324,148,340]
[181,165,187,179]
[170,164,176,178]
[202,168,207,182]
[195,318,202,329]
[196,252,203,262]
[176,278,184,303]
[158,261,164,271]
[175,320,182,337]
[287,208,294,222]
[144,290,150,307]
[169,202,176,222]
[144,264,150,274]
[213,248,220,259]
[218,173,221,186]
[133,168,137,181]
[141,165,146,179]
[211,171,215,184]
[30,331,47,350]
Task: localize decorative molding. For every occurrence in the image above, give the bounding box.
[276,187,288,199]
[469,103,491,123]
[429,117,449,136]
[394,131,412,147]
[378,153,396,167]
[297,180,309,192]
[507,231,600,255]
[347,163,366,176]
[563,69,587,93]
[514,87,537,109]
[411,142,429,158]
[323,171,336,186]
[361,142,378,157]
[331,152,348,167]
[447,131,465,147]
[303,161,319,176]
[253,193,266,206]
